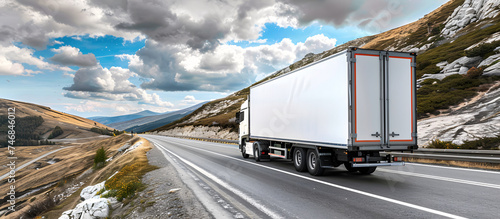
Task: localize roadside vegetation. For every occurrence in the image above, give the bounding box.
[100,138,157,204]
[427,137,500,150]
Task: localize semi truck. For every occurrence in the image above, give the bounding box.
[236,47,417,176]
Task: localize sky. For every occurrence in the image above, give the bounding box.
[0,0,448,118]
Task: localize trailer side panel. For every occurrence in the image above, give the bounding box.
[250,52,349,147]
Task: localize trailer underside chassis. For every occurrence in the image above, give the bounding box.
[241,140,407,176]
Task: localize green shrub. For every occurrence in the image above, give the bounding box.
[427,139,459,149]
[105,164,144,201]
[465,41,500,59]
[461,136,500,150]
[48,126,63,139]
[94,147,107,169]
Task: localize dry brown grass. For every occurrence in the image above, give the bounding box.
[362,0,464,50]
[0,145,62,176]
[0,135,134,218]
[405,158,500,170]
[0,98,111,140]
[40,138,157,219]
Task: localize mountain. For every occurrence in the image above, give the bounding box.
[0,98,113,144]
[107,102,207,133]
[88,110,161,125]
[152,0,500,146]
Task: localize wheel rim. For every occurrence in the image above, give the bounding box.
[295,150,302,166]
[242,144,246,153]
[309,152,316,169]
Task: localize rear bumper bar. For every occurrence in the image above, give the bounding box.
[352,162,405,167]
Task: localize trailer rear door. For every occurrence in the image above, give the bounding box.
[386,53,416,145]
[350,49,416,150]
[352,53,382,143]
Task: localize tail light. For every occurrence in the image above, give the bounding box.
[353,157,365,162]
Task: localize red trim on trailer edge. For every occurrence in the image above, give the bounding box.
[354,54,381,143]
[388,56,414,142]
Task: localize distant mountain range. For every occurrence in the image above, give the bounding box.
[89,110,161,125]
[89,102,207,133]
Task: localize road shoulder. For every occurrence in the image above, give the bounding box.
[116,143,211,218]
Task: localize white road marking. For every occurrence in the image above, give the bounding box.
[147,136,467,219]
[406,163,500,175]
[152,140,284,219]
[378,169,500,189]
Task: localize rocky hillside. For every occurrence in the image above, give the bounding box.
[0,98,112,142]
[153,0,500,146]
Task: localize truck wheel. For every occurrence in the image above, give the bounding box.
[344,162,357,173]
[307,149,324,176]
[358,167,377,174]
[241,142,249,158]
[254,146,261,162]
[293,148,307,172]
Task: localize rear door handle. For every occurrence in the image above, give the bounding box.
[371,132,381,137]
[390,132,399,137]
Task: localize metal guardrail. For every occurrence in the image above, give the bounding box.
[152,134,500,164]
[384,148,500,164]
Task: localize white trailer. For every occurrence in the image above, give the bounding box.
[236,48,417,175]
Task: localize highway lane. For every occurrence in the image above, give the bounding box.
[141,134,500,219]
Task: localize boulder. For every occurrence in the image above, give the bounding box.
[70,198,110,219]
[459,66,469,75]
[80,181,105,201]
[479,54,500,67]
[483,62,500,76]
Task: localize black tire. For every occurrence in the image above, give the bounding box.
[344,162,357,173]
[254,145,261,162]
[241,142,249,158]
[358,166,377,174]
[293,148,307,172]
[307,149,324,176]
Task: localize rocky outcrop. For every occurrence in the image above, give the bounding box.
[418,82,500,146]
[59,181,118,219]
[418,56,482,84]
[156,125,238,140]
[442,0,500,37]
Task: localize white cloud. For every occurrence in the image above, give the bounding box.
[125,34,336,92]
[50,46,98,67]
[63,64,174,108]
[0,44,72,75]
[0,56,24,75]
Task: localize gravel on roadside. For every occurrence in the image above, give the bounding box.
[110,144,212,218]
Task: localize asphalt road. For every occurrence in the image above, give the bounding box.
[141,135,500,219]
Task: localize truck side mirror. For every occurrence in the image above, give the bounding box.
[235,112,240,123]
